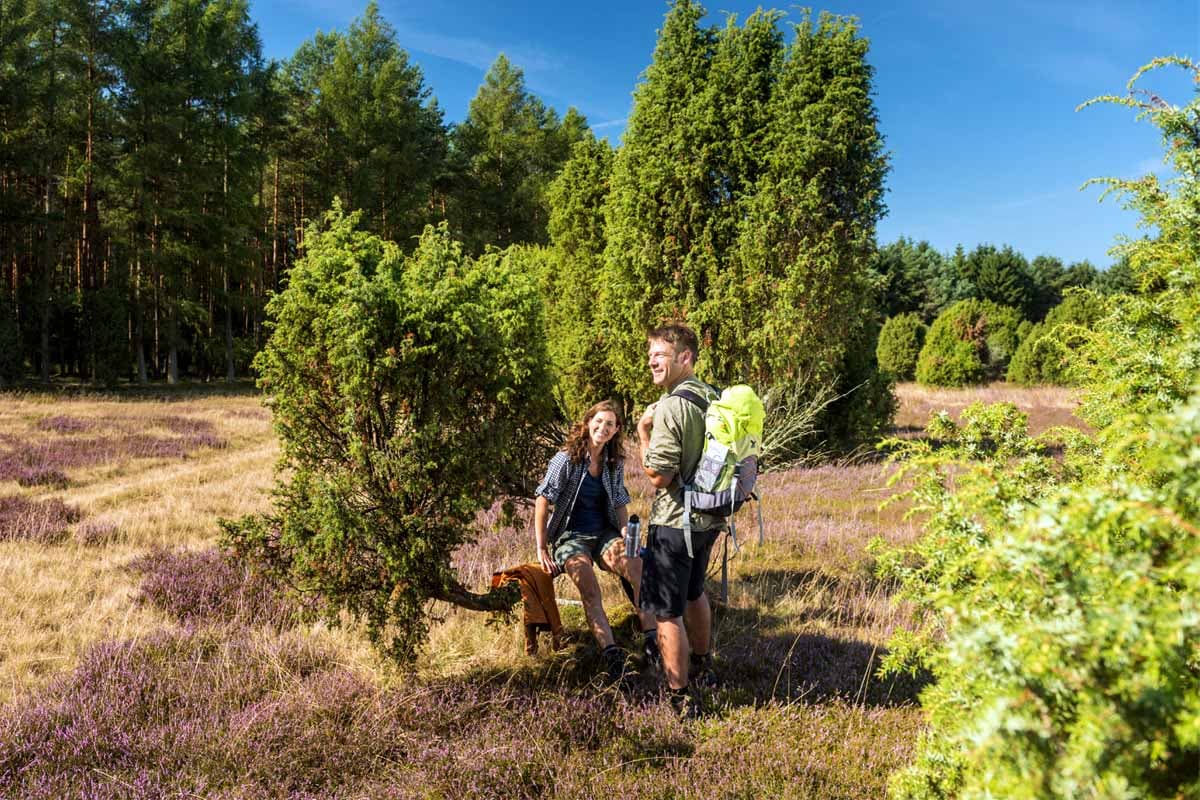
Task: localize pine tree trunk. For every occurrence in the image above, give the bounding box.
[224,265,235,381]
[39,173,54,384]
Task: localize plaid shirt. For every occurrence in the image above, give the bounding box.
[535,450,631,543]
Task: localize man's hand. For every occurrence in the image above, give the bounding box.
[637,402,657,449]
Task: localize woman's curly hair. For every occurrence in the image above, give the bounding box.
[563,400,625,466]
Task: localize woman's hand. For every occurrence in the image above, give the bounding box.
[537,545,559,577]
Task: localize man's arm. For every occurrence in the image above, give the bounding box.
[638,401,675,489]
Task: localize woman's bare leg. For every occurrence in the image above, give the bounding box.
[563,555,614,648]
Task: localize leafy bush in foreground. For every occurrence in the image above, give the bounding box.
[879,57,1200,799]
[876,313,926,380]
[881,388,1200,800]
[224,205,556,663]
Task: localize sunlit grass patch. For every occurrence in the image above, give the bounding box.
[894,381,1084,435]
[0,392,277,701]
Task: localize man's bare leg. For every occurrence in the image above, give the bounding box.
[657,615,688,689]
[684,592,711,656]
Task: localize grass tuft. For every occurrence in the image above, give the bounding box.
[131,547,299,630]
[0,496,81,543]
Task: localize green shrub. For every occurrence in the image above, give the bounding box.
[879,57,1200,800]
[1004,321,1049,385]
[224,204,555,663]
[881,389,1200,800]
[914,299,1021,386]
[876,313,926,380]
[828,314,898,447]
[1007,289,1107,385]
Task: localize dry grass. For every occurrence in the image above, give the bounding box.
[0,391,277,703]
[894,381,1085,435]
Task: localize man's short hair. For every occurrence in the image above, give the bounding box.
[648,322,699,362]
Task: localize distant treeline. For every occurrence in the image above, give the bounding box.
[0,0,1130,391]
[0,0,584,385]
[870,238,1136,388]
[871,238,1134,324]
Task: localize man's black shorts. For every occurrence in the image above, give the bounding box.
[639,524,721,619]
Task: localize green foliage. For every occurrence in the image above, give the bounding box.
[1091,257,1136,294]
[279,3,444,244]
[83,287,129,386]
[1072,58,1200,442]
[1027,255,1098,321]
[598,0,740,398]
[915,299,1022,386]
[0,295,21,386]
[450,55,583,254]
[723,10,889,447]
[871,238,945,320]
[542,135,619,420]
[881,389,1200,800]
[923,245,976,320]
[599,1,891,446]
[876,313,926,381]
[961,244,1033,316]
[1007,289,1107,386]
[224,204,553,662]
[880,57,1200,800]
[828,315,898,446]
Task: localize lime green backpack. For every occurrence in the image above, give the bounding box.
[672,383,766,562]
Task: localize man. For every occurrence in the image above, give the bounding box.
[637,322,722,713]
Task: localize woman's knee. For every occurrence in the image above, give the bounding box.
[565,558,601,596]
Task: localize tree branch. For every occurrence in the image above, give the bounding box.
[434,579,521,613]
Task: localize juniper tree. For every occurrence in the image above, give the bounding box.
[597,0,720,398]
[542,134,619,419]
[224,205,556,663]
[718,11,891,443]
[598,3,892,445]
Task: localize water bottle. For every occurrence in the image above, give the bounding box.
[625,514,641,558]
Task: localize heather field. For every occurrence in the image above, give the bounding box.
[0,383,1082,798]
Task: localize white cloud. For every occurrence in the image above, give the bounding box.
[592,117,627,130]
[393,25,564,75]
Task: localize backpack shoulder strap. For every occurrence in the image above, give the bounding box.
[671,388,709,412]
[671,382,720,412]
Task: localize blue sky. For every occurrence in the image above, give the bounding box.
[249,0,1198,269]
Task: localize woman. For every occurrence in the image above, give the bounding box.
[534,400,658,681]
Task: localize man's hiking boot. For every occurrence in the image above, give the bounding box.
[668,685,701,720]
[601,645,630,685]
[690,652,719,690]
